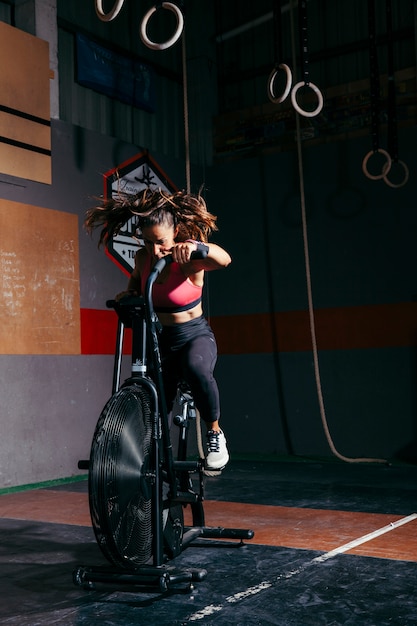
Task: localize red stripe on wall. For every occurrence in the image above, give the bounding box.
[80,308,132,355]
[80,302,417,355]
[211,302,417,354]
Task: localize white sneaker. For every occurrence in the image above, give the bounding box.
[205,429,229,471]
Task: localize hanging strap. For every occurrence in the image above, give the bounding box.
[267,0,292,104]
[290,0,323,117]
[385,0,397,161]
[382,0,409,187]
[298,0,310,86]
[368,0,380,153]
[362,0,391,179]
[272,0,284,67]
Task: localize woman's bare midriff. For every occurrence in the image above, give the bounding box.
[156,302,204,326]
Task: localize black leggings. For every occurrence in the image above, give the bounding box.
[159,316,220,424]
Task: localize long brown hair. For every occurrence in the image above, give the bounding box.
[84,188,218,248]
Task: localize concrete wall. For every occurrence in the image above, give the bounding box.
[0,119,195,489]
[204,129,417,463]
[1,118,416,489]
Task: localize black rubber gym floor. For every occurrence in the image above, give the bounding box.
[1,458,417,625]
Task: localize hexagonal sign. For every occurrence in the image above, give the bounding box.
[103,151,177,275]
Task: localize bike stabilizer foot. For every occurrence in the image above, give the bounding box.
[198,526,255,542]
[73,564,207,593]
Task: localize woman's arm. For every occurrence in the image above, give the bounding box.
[172,241,231,271]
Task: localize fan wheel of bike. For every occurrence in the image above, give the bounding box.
[88,384,154,569]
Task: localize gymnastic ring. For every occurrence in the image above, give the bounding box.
[140,2,184,51]
[267,63,292,104]
[382,159,409,189]
[95,0,125,22]
[362,149,392,181]
[291,81,324,118]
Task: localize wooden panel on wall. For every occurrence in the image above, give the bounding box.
[0,200,80,354]
[0,22,51,184]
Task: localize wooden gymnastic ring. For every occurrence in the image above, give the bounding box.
[362,149,392,181]
[267,63,292,104]
[291,81,324,118]
[382,159,409,188]
[95,0,125,22]
[140,2,184,51]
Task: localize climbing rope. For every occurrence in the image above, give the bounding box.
[181,32,191,194]
[289,0,386,464]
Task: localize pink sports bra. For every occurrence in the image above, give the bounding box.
[140,255,203,313]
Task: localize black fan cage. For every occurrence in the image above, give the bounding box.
[88,385,154,568]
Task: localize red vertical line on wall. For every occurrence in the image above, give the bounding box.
[258,154,294,455]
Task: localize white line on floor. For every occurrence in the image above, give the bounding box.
[313,512,417,563]
[187,512,417,622]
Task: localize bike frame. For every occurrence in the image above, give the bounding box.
[107,255,204,564]
[74,254,254,592]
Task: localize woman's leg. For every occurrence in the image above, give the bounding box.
[181,333,229,470]
[181,333,220,425]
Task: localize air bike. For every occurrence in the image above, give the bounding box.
[73,251,254,593]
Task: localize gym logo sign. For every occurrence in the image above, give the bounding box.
[103,151,177,275]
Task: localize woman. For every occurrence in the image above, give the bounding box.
[85,187,231,472]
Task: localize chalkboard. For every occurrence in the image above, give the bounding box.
[0,200,80,354]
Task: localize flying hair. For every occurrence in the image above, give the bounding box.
[84,187,218,248]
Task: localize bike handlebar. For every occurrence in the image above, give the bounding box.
[149,248,207,280]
